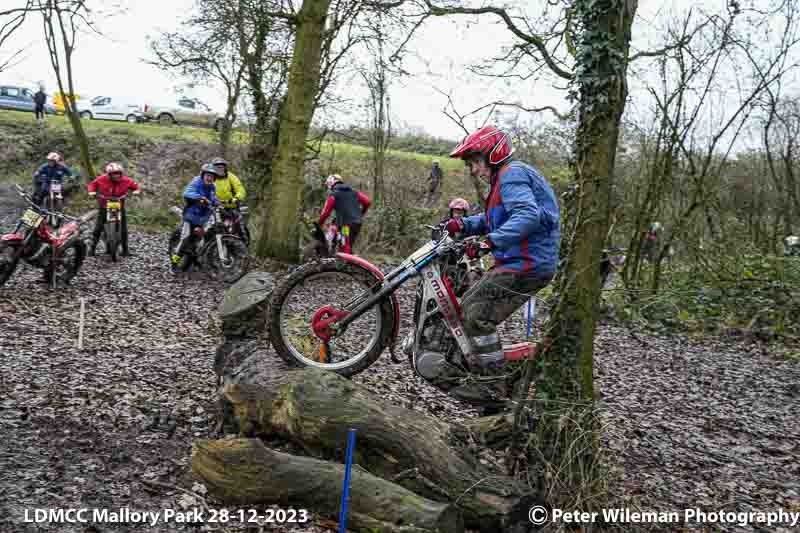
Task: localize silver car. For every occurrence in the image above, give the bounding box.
[0,85,57,114]
[142,97,226,129]
[76,95,144,123]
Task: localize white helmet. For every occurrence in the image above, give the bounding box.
[325,174,342,190]
[105,162,124,174]
[47,152,60,161]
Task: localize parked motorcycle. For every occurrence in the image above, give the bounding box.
[0,184,90,287]
[267,220,537,398]
[168,204,249,283]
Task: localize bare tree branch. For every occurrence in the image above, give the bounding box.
[422,0,573,80]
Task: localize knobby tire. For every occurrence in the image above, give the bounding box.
[267,258,397,377]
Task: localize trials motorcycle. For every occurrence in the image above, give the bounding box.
[301,221,345,261]
[97,193,131,262]
[267,221,538,397]
[0,184,90,287]
[43,179,65,227]
[168,204,250,283]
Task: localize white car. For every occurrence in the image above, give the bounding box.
[77,96,144,123]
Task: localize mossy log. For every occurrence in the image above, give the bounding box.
[192,438,464,533]
[223,368,532,531]
[451,413,515,450]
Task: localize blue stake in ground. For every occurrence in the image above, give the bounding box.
[526,297,535,338]
[338,428,357,533]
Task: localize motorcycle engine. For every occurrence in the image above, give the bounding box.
[409,260,475,389]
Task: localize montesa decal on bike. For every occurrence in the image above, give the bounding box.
[425,269,464,338]
[1,234,24,241]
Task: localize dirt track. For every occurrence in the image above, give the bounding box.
[0,191,799,532]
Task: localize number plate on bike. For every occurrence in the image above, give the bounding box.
[50,183,62,193]
[106,201,121,209]
[20,209,43,228]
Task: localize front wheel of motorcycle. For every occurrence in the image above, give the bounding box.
[267,258,396,377]
[205,236,249,284]
[0,243,20,287]
[106,224,119,262]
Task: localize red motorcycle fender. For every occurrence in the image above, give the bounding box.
[335,252,401,348]
[1,233,24,242]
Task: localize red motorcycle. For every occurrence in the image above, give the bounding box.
[0,184,91,287]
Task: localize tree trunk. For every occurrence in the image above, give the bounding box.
[513,0,638,505]
[219,369,529,531]
[42,3,96,179]
[192,438,465,533]
[255,0,330,262]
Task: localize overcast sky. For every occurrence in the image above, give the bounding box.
[2,0,794,146]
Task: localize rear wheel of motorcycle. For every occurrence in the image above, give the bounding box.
[0,243,19,287]
[268,258,396,377]
[205,236,249,284]
[43,240,85,285]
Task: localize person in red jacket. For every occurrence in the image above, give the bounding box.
[318,174,371,254]
[87,162,141,256]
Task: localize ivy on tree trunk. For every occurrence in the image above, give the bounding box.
[511,0,638,506]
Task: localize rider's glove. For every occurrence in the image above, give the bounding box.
[198,197,209,206]
[466,239,492,259]
[445,218,464,236]
[88,191,96,197]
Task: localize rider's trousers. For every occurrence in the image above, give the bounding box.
[460,269,554,370]
[175,221,201,256]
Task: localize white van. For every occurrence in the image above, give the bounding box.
[76,95,145,123]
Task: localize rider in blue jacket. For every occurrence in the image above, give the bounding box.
[442,125,561,410]
[32,152,72,206]
[170,163,222,273]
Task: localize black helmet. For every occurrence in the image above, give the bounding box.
[201,163,223,177]
[211,157,228,167]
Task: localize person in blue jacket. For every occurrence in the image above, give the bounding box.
[170,163,222,273]
[32,152,72,206]
[440,125,561,409]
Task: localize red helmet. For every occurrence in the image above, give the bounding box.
[449,125,513,166]
[448,197,469,211]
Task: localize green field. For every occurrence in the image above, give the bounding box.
[0,109,463,172]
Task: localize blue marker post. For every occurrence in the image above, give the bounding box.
[526,297,535,338]
[338,428,357,533]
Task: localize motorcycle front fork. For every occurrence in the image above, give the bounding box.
[215,234,228,262]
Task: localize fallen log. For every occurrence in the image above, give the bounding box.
[192,438,464,533]
[223,368,531,531]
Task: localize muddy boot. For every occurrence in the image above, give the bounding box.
[169,254,183,274]
[448,360,511,411]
